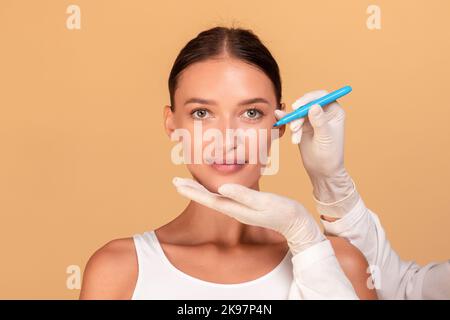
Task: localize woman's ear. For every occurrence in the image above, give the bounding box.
[277,102,286,138]
[163,105,176,138]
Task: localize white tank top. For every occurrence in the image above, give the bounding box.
[131,230,294,299]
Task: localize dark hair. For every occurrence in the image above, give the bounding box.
[168,26,282,111]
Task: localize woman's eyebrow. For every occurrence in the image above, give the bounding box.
[183,97,271,106]
[184,98,217,106]
[237,98,271,106]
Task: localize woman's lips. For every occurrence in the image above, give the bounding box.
[209,162,247,173]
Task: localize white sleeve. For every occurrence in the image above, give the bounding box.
[287,239,359,300]
[318,191,450,300]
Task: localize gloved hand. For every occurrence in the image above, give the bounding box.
[171,176,325,255]
[274,90,359,218]
[172,176,359,299]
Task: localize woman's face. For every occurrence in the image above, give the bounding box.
[164,57,285,193]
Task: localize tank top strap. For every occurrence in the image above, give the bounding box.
[132,230,161,262]
[132,230,170,299]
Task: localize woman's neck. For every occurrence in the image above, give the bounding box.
[183,200,259,245]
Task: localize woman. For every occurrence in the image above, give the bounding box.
[79,26,377,299]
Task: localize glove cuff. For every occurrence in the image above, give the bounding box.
[312,178,360,218]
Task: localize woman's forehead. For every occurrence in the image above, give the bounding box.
[174,58,277,105]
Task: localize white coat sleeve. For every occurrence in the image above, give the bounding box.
[317,189,450,300]
[287,239,359,300]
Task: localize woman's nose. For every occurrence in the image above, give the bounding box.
[217,115,239,132]
[210,117,244,149]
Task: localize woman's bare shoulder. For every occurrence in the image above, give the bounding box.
[327,235,378,300]
[79,237,138,300]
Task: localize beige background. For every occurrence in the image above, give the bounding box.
[0,0,449,299]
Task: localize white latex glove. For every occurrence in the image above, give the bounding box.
[172,177,359,299]
[171,176,324,255]
[275,90,358,218]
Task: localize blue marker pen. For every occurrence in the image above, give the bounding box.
[273,85,352,127]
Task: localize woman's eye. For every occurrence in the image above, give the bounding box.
[191,108,210,119]
[242,108,263,120]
